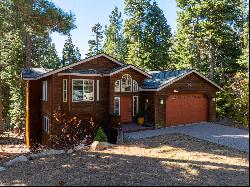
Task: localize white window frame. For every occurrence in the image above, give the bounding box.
[114,96,120,115]
[114,80,121,92]
[133,96,139,116]
[44,116,49,133]
[97,80,99,101]
[121,74,132,92]
[133,80,139,92]
[72,79,95,102]
[42,81,48,101]
[63,79,67,102]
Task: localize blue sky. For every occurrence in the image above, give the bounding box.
[51,0,177,58]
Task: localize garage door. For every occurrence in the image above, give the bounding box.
[166,94,208,126]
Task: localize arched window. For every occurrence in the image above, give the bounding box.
[114,80,120,92]
[133,80,138,92]
[121,74,132,92]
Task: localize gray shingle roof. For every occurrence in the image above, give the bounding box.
[142,70,192,89]
[63,69,99,74]
[108,65,130,73]
[22,68,52,79]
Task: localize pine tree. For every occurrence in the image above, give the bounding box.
[143,1,173,70]
[32,35,61,69]
[103,7,127,62]
[0,0,75,130]
[11,0,76,68]
[62,34,81,66]
[86,23,104,57]
[124,0,173,70]
[174,0,246,82]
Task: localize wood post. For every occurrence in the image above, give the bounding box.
[25,80,30,147]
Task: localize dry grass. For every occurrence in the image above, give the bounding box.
[0,133,249,186]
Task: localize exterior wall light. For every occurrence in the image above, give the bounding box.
[146,99,149,103]
[173,90,179,93]
[212,98,216,102]
[160,99,164,105]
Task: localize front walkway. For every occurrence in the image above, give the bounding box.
[121,123,154,133]
[124,122,249,152]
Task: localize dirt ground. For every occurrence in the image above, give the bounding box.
[0,132,29,165]
[0,133,249,186]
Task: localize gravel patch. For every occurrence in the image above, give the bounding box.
[0,133,248,186]
[124,122,249,152]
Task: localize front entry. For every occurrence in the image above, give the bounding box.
[120,96,132,123]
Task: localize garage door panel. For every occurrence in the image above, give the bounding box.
[166,94,208,126]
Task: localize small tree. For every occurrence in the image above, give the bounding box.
[94,127,108,142]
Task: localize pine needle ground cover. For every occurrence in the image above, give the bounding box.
[0,133,248,186]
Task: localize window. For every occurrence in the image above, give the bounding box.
[42,81,48,101]
[133,96,139,116]
[114,97,120,115]
[133,80,138,92]
[114,80,120,92]
[44,116,49,133]
[121,74,132,92]
[72,79,94,102]
[83,80,94,101]
[63,79,67,102]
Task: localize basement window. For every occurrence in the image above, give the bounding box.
[44,116,49,133]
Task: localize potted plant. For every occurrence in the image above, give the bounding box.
[136,111,144,126]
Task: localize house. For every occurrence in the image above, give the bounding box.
[22,54,221,148]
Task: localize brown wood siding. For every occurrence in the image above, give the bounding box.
[140,73,218,127]
[109,68,147,116]
[61,56,121,73]
[25,80,42,148]
[40,73,111,146]
[40,76,53,146]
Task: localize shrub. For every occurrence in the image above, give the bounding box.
[94,127,108,142]
[50,107,97,149]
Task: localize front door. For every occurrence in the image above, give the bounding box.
[121,96,132,123]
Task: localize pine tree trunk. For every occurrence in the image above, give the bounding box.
[208,42,215,80]
[25,33,32,68]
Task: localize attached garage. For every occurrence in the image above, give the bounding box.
[166,94,208,126]
[140,70,222,128]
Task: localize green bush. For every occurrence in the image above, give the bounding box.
[94,127,108,142]
[216,72,249,127]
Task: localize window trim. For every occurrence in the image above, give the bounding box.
[114,80,121,92]
[72,79,95,102]
[133,96,139,116]
[97,80,99,101]
[63,79,67,102]
[114,96,120,115]
[121,74,132,92]
[44,116,49,133]
[42,80,48,101]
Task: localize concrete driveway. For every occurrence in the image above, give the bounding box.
[124,122,249,152]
